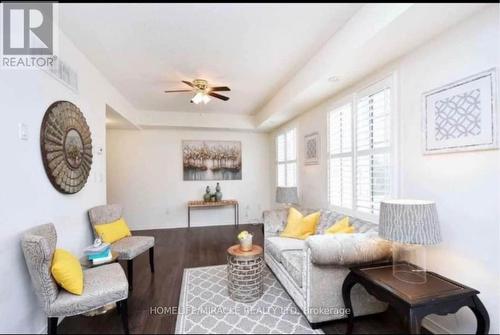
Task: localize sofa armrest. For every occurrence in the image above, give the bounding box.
[305,233,391,266]
[263,209,289,238]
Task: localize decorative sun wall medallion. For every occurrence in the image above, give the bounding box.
[40,101,93,194]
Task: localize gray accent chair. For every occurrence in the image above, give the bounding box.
[21,223,129,335]
[263,208,392,328]
[88,204,155,291]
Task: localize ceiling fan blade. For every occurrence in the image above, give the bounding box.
[210,86,231,92]
[164,89,192,93]
[208,92,230,101]
[182,80,194,88]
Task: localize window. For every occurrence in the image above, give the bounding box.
[276,128,297,187]
[328,79,393,218]
[328,103,352,209]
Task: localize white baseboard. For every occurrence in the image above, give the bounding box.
[130,221,262,231]
[423,316,451,334]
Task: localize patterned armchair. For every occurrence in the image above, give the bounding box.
[88,204,155,291]
[21,223,129,335]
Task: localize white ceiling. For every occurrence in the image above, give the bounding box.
[59,3,361,115]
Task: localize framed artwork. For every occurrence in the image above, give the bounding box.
[183,140,242,180]
[304,132,320,165]
[422,68,497,154]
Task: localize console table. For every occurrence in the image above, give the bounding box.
[187,200,239,228]
[342,262,489,334]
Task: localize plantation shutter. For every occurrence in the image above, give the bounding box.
[356,88,391,215]
[276,134,286,186]
[328,104,353,209]
[276,128,297,187]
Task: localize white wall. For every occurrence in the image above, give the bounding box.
[107,128,271,230]
[270,7,500,334]
[0,31,138,333]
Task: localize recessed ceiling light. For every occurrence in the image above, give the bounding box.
[328,76,339,82]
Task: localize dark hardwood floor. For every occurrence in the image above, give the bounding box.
[58,224,414,334]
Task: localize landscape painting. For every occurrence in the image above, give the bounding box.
[183,140,242,181]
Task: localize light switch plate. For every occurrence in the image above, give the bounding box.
[18,123,28,140]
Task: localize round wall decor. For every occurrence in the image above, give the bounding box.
[40,101,93,194]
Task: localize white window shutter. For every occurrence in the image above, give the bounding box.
[356,88,391,215]
[328,104,353,209]
[275,128,297,187]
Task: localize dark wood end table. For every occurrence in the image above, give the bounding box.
[342,262,489,334]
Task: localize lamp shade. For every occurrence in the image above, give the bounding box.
[276,187,299,204]
[379,199,442,245]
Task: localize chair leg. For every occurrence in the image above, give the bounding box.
[149,246,155,273]
[47,317,58,335]
[127,260,133,291]
[119,299,129,334]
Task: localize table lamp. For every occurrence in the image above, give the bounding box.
[379,199,442,284]
[275,187,299,207]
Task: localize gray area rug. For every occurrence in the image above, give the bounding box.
[175,265,323,334]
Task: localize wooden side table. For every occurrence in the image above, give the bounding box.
[80,251,119,268]
[187,200,239,228]
[227,244,264,303]
[342,262,489,334]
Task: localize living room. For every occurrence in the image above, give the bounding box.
[1,2,499,335]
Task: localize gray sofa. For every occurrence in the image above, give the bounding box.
[264,208,392,326]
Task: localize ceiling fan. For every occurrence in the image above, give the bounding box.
[164,79,230,104]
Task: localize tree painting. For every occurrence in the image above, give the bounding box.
[183,140,242,180]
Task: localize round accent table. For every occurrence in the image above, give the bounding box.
[227,244,264,303]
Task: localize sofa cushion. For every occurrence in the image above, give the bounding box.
[280,208,320,240]
[317,210,377,234]
[49,263,128,317]
[265,236,305,263]
[281,250,304,288]
[305,233,391,266]
[111,236,154,260]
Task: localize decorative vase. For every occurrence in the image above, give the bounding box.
[240,235,253,252]
[203,186,211,202]
[215,182,223,201]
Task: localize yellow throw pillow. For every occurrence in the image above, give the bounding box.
[280,208,320,240]
[51,249,83,295]
[325,216,356,234]
[94,218,132,244]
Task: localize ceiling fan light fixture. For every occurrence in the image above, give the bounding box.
[191,92,204,104]
[202,94,211,104]
[166,79,229,104]
[191,91,211,104]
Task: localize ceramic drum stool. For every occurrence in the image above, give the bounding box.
[227,244,264,302]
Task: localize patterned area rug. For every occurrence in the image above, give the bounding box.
[175,265,323,334]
